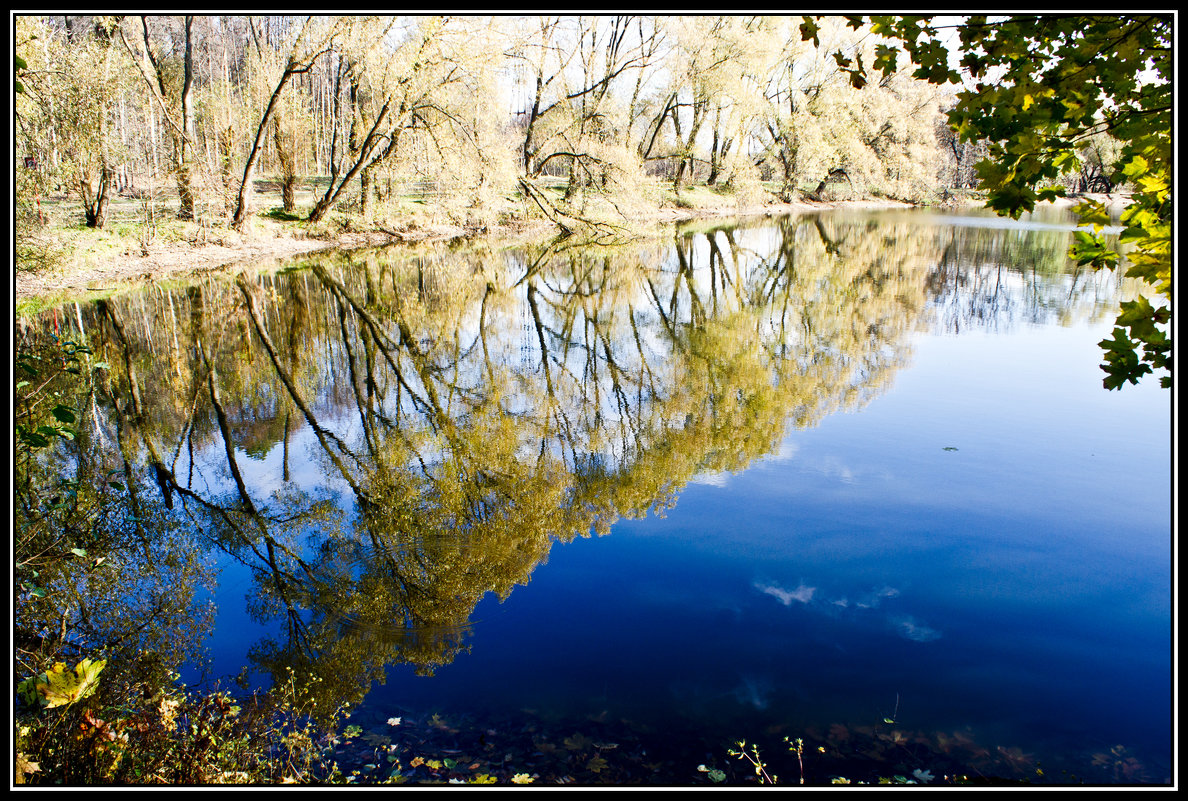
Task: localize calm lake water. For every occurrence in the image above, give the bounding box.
[15,208,1172,784]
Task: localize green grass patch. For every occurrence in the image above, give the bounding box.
[261,206,305,222]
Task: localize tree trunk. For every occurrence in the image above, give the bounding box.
[708,128,722,186]
[673,159,688,192]
[563,159,581,202]
[173,134,194,220]
[274,116,298,213]
[308,101,391,223]
[778,143,796,202]
[233,69,297,230]
[523,74,543,175]
[81,165,114,228]
[218,125,235,218]
[175,16,196,220]
[708,133,732,186]
[360,164,373,216]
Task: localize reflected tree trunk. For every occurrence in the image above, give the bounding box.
[237,273,370,501]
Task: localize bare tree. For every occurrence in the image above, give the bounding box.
[231,16,340,230]
[116,15,199,219]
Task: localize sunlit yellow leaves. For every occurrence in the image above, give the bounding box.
[1071,200,1113,230]
[1121,153,1150,179]
[1134,172,1169,200]
[1119,207,1162,240]
[35,658,107,708]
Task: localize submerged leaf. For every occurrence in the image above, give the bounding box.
[564,733,594,752]
[37,658,106,708]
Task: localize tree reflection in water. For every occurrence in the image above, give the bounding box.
[14,212,1128,720]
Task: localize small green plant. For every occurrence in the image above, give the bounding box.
[14,334,105,599]
[15,337,92,451]
[785,736,805,784]
[720,729,957,787]
[727,740,776,784]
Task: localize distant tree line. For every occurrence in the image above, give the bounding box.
[14,14,1134,234]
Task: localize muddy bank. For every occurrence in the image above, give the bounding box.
[7,201,826,307]
[13,220,551,309]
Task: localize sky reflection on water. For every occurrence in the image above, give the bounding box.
[350,214,1169,782]
[20,208,1167,783]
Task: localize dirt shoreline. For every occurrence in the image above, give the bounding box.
[13,193,1124,310]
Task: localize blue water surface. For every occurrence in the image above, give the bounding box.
[169,209,1171,782]
[362,288,1172,776]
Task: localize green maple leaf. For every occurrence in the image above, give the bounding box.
[37,658,107,708]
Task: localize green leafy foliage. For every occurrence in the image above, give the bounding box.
[16,52,27,93]
[14,339,93,450]
[807,15,1172,389]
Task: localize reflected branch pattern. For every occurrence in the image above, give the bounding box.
[13,213,1130,715]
